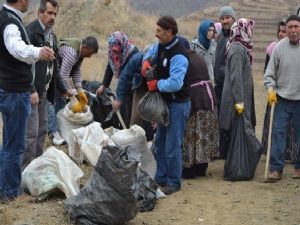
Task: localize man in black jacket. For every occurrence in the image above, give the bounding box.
[21,0,70,170]
[0,0,55,202]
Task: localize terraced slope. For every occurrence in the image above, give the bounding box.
[179,0,298,72]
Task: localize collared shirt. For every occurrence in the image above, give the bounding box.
[3,4,40,65]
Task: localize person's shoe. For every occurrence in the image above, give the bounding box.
[155,182,166,188]
[195,163,208,177]
[292,169,300,179]
[182,167,196,179]
[50,131,66,146]
[161,185,181,195]
[267,171,282,182]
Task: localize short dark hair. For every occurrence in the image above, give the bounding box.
[82,36,99,53]
[6,0,18,3]
[38,0,58,13]
[286,15,300,24]
[157,15,178,35]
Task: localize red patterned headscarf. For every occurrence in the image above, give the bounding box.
[226,18,255,64]
[108,31,135,78]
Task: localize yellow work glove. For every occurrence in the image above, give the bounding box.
[78,91,88,106]
[268,87,277,106]
[71,102,83,113]
[235,102,244,114]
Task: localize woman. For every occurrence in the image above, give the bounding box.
[182,41,219,179]
[219,18,256,136]
[96,31,138,127]
[263,20,286,72]
[191,19,216,85]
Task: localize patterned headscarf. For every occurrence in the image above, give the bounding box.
[198,19,215,50]
[226,18,255,64]
[108,31,135,78]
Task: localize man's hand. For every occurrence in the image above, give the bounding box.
[235,102,244,114]
[147,79,158,92]
[268,87,277,106]
[31,92,39,105]
[39,46,55,61]
[96,85,105,96]
[141,60,152,78]
[112,99,122,112]
[63,89,73,98]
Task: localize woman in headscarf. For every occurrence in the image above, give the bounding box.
[96,31,138,127]
[219,18,256,133]
[191,19,216,85]
[181,37,219,179]
[264,20,286,72]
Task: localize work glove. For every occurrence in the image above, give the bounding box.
[141,60,151,78]
[147,79,158,92]
[268,87,277,106]
[235,102,244,114]
[71,102,83,113]
[78,91,88,106]
[69,95,83,113]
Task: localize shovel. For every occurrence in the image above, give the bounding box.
[264,102,275,180]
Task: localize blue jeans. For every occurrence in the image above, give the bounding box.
[0,89,31,200]
[270,96,300,172]
[155,100,191,188]
[47,98,66,134]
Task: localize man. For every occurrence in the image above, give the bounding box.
[142,16,191,195]
[0,0,54,202]
[47,36,99,139]
[214,6,235,159]
[264,15,300,181]
[22,0,71,170]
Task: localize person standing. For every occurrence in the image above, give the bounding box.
[219,18,256,149]
[0,0,55,202]
[47,36,99,143]
[264,15,300,181]
[142,16,191,195]
[191,19,216,85]
[21,0,71,170]
[214,6,235,159]
[96,31,139,128]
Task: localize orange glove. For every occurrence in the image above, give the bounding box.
[147,79,158,92]
[78,91,88,105]
[71,102,83,113]
[141,60,151,78]
[268,88,277,106]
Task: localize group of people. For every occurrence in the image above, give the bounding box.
[0,0,300,203]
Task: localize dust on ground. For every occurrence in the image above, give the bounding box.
[1,73,300,225]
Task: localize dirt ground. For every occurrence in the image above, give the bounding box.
[1,73,300,225]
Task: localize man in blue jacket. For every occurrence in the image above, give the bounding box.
[141,16,190,195]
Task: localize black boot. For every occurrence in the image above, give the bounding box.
[182,167,196,179]
[195,163,208,177]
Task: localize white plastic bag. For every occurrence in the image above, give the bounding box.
[22,147,84,200]
[63,102,93,125]
[110,125,156,179]
[81,122,115,166]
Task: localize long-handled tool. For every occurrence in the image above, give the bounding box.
[109,96,127,129]
[264,102,275,180]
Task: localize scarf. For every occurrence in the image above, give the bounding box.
[198,19,214,50]
[226,18,255,64]
[108,31,135,78]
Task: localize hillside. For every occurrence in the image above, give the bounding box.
[128,0,223,18]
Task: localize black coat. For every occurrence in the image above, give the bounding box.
[26,19,66,104]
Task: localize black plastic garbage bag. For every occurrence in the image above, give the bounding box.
[138,92,169,126]
[64,145,157,225]
[224,114,263,181]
